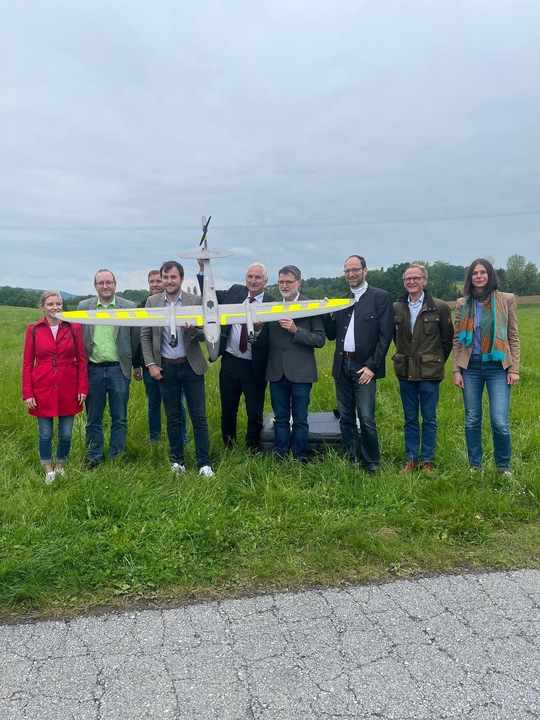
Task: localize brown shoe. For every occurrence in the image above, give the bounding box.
[400,461,419,474]
[422,462,435,473]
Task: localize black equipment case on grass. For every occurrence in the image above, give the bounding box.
[259,412,343,454]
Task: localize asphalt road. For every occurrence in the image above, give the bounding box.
[1,569,539,719]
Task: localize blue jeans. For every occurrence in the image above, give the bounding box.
[85,364,131,463]
[399,380,440,462]
[37,415,75,465]
[461,355,512,470]
[143,366,187,442]
[270,377,312,460]
[160,362,210,467]
[335,358,379,470]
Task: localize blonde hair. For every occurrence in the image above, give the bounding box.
[38,290,62,309]
[403,263,428,280]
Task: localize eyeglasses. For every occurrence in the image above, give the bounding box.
[343,267,364,275]
[404,276,424,283]
[278,279,298,285]
[95,281,116,287]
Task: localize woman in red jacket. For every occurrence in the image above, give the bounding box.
[22,291,88,483]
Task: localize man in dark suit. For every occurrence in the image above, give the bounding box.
[323,255,393,474]
[78,269,141,467]
[266,265,325,462]
[197,260,276,450]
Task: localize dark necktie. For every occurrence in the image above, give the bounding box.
[239,297,255,353]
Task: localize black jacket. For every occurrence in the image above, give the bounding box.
[323,286,394,380]
[197,277,276,382]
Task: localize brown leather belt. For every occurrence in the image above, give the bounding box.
[162,357,188,364]
[342,351,356,358]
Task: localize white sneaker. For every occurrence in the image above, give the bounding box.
[171,463,186,475]
[55,468,66,477]
[44,471,56,485]
[198,465,215,478]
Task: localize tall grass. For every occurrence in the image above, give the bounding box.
[1,305,539,616]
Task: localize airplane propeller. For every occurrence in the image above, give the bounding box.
[56,214,354,363]
[199,215,211,247]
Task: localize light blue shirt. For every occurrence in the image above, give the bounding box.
[472,300,483,355]
[408,292,425,332]
[161,294,187,359]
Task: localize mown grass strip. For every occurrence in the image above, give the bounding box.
[1,305,539,617]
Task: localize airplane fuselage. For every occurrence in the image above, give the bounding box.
[178,247,235,362]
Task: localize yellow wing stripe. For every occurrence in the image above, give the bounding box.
[219,298,350,324]
[254,299,350,316]
[69,309,166,320]
[181,314,204,324]
[62,309,204,323]
[219,312,246,323]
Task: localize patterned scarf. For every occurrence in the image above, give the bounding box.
[457,291,507,362]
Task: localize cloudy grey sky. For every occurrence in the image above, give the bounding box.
[2,0,539,295]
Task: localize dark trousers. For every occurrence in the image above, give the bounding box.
[219,352,267,449]
[334,357,380,471]
[143,366,187,443]
[160,362,210,468]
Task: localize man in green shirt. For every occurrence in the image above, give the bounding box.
[78,269,141,468]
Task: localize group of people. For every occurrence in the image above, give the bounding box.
[22,255,520,483]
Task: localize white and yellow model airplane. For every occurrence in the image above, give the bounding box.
[58,215,354,362]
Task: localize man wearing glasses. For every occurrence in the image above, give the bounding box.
[266,265,325,462]
[393,264,453,473]
[78,269,141,468]
[323,255,393,474]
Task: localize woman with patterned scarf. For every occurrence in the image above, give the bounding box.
[452,258,520,477]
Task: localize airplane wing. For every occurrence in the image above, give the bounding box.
[57,306,204,327]
[218,298,353,325]
[58,297,353,327]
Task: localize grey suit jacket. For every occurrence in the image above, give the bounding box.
[266,295,326,383]
[77,295,139,380]
[140,291,208,376]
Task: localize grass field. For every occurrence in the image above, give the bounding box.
[1,304,539,618]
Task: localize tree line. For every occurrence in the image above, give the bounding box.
[0,285,199,310]
[1,254,538,309]
[268,254,540,300]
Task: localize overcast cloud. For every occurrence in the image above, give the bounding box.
[2,0,539,295]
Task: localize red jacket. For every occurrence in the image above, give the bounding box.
[22,318,89,418]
